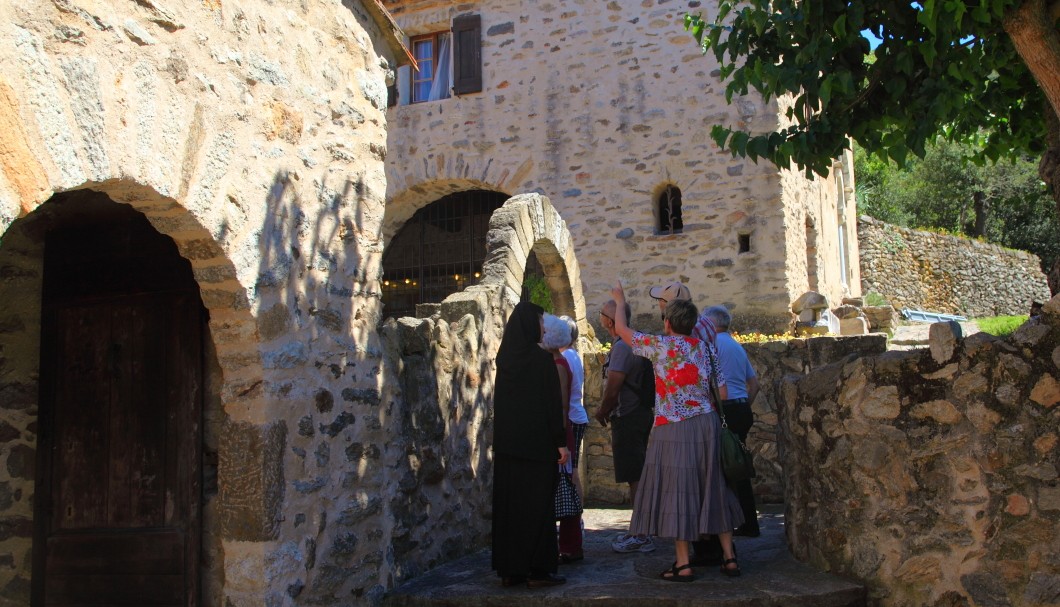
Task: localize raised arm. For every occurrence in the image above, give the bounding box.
[610,281,635,345]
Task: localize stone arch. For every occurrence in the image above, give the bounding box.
[476,192,588,336]
[0,181,267,602]
[382,178,512,244]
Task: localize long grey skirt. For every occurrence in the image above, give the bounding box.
[629,412,745,541]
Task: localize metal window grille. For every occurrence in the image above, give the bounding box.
[657,185,683,234]
[381,190,507,319]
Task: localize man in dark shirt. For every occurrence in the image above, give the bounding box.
[594,299,656,553]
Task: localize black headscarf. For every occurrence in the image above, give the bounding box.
[493,301,566,461]
[497,301,544,371]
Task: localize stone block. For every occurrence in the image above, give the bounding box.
[839,317,868,335]
[910,400,961,424]
[929,321,962,364]
[218,419,286,541]
[1039,486,1060,512]
[833,305,862,320]
[1030,374,1060,408]
[1022,572,1060,605]
[792,291,829,313]
[858,385,900,420]
[862,305,898,332]
[441,289,489,324]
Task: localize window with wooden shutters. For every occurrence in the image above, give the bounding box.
[452,14,482,95]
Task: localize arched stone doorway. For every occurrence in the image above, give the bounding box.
[0,186,245,605]
[26,190,206,604]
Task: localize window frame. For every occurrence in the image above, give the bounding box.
[656,185,684,235]
[410,31,445,104]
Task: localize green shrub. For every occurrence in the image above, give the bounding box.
[863,292,889,307]
[523,274,553,313]
[976,315,1028,337]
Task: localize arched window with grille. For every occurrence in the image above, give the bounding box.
[381,190,507,318]
[656,185,683,235]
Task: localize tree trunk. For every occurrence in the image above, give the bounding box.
[1041,102,1060,294]
[1004,1,1060,294]
[1004,0,1060,121]
[971,191,988,237]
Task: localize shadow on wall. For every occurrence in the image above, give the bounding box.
[252,167,403,601]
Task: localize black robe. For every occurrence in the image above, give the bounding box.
[491,302,566,577]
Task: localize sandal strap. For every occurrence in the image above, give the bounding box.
[673,563,694,573]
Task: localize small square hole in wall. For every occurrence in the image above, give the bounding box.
[738,233,751,253]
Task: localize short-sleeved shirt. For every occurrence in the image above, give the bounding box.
[630,331,718,426]
[604,336,644,418]
[715,332,756,400]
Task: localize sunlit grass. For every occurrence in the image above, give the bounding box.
[976,315,1028,337]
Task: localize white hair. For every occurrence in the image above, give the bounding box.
[541,313,573,350]
[559,315,579,349]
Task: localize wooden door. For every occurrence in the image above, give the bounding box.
[34,211,203,606]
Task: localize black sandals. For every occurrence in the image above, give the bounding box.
[660,562,697,583]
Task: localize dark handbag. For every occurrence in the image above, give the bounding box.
[718,418,755,483]
[710,373,755,484]
[554,471,582,519]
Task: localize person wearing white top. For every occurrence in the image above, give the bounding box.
[559,316,589,499]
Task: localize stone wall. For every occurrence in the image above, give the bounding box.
[859,216,1051,317]
[0,0,404,604]
[382,0,860,335]
[583,333,888,505]
[371,192,591,590]
[780,295,1060,606]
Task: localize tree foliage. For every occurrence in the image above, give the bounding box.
[684,0,1047,178]
[855,139,1060,272]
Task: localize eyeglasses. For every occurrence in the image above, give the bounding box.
[600,312,614,321]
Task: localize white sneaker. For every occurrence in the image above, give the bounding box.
[611,534,656,553]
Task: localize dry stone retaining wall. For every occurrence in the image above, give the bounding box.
[780,294,1060,606]
[859,216,1050,317]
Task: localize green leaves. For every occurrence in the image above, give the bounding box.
[680,0,1039,181]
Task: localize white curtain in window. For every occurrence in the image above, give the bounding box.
[428,33,451,101]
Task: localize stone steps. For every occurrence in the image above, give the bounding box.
[383,506,866,607]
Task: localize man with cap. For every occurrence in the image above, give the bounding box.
[650,281,720,348]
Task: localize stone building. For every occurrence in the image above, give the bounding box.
[0,0,866,605]
[380,0,860,332]
[0,0,440,604]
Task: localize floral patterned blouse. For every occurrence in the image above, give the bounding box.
[630,331,726,427]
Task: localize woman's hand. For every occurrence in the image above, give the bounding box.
[557,447,570,465]
[610,281,625,303]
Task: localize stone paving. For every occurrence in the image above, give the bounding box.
[383,505,866,607]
